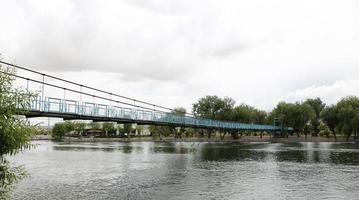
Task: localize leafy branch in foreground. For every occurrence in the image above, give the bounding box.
[0,62,37,198]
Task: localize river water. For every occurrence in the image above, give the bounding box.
[9,141,359,200]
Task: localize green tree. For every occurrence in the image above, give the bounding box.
[171,107,186,138]
[336,96,359,140]
[51,122,73,141]
[350,114,359,139]
[73,122,87,136]
[271,102,296,136]
[305,98,325,136]
[320,105,339,140]
[184,127,196,137]
[193,96,235,139]
[272,102,315,137]
[89,122,101,129]
[192,95,235,120]
[303,123,312,139]
[172,107,186,116]
[292,103,315,136]
[149,125,162,139]
[230,104,253,123]
[318,122,331,138]
[123,123,133,138]
[0,64,35,197]
[102,122,116,136]
[136,125,144,136]
[230,104,267,124]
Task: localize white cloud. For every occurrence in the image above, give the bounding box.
[287,80,359,105]
[1,0,359,111]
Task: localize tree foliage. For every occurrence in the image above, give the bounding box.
[192,95,235,120]
[305,98,325,135]
[318,122,331,138]
[0,66,35,155]
[320,105,339,137]
[335,96,359,139]
[51,122,73,141]
[102,122,117,135]
[172,107,186,116]
[0,63,35,197]
[230,104,267,124]
[271,101,315,135]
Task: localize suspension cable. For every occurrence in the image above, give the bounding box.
[0,60,194,116]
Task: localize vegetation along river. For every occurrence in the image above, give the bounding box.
[9,141,359,200]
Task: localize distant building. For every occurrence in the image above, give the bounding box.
[83,129,105,137]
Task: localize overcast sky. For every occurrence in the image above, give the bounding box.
[1,0,359,112]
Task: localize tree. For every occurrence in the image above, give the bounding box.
[193,96,235,139]
[184,127,196,137]
[318,122,331,138]
[73,122,87,136]
[123,123,133,138]
[172,107,186,116]
[149,125,174,139]
[305,98,326,118]
[0,64,35,196]
[271,101,315,137]
[230,104,267,124]
[271,102,296,136]
[350,114,359,139]
[89,122,101,129]
[171,107,186,138]
[320,105,339,140]
[192,95,235,120]
[252,109,268,125]
[102,122,116,136]
[136,125,148,136]
[292,103,315,136]
[336,96,359,140]
[230,104,253,123]
[51,122,73,141]
[305,98,325,136]
[303,123,312,139]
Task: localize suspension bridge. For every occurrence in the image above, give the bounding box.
[0,60,292,132]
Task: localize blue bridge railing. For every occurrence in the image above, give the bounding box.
[22,96,285,131]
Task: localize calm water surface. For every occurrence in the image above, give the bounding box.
[9,141,359,200]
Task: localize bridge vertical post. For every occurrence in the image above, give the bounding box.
[63,88,66,113]
[26,78,29,91]
[132,100,136,120]
[41,74,45,111]
[79,85,82,115]
[109,93,112,117]
[92,95,96,116]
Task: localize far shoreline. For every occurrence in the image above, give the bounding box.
[32,135,359,143]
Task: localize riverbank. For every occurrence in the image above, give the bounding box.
[32,135,359,143]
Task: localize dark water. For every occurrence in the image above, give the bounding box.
[9,141,359,200]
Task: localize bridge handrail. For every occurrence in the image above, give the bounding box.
[19,96,292,131]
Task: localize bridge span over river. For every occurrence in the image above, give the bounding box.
[1,60,292,133]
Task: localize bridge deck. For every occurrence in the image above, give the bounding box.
[21,97,289,131]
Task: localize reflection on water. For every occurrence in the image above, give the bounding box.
[9,141,359,200]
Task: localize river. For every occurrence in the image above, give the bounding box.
[9,141,359,199]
